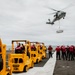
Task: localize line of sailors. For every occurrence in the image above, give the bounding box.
[15,43,43,53]
[56,45,75,61]
[31,44,43,51]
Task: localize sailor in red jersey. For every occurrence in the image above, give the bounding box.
[48,45,53,58]
[31,44,36,51]
[55,46,61,60]
[69,45,74,61]
[61,45,67,60]
[66,45,70,59]
[15,43,21,53]
[74,46,75,57]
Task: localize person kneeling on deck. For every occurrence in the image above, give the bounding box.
[15,43,21,53]
[48,45,53,58]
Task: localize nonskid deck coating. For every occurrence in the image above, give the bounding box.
[53,59,75,75]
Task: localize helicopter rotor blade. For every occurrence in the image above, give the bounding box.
[45,6,58,11]
[48,12,56,15]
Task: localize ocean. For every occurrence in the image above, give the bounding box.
[6,46,11,50]
[7,45,56,50]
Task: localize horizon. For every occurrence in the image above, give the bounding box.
[0,0,75,45]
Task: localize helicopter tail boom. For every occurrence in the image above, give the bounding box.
[46,19,54,25]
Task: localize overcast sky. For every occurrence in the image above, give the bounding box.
[0,0,75,46]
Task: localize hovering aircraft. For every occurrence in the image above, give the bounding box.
[46,8,66,25]
[46,3,74,25]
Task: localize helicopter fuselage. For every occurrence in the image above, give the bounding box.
[46,11,66,25]
[55,11,66,20]
[51,11,66,24]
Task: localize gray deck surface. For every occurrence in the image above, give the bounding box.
[53,59,75,75]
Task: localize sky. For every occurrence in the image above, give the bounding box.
[0,0,75,46]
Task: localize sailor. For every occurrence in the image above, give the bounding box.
[31,44,36,51]
[55,46,61,60]
[48,45,53,58]
[69,45,74,61]
[61,45,67,60]
[66,45,70,59]
[15,43,21,53]
[21,44,25,53]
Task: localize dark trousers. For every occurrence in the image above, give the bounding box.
[66,51,69,58]
[68,52,74,61]
[15,50,22,53]
[56,52,61,60]
[49,51,52,58]
[61,51,63,58]
[62,52,67,60]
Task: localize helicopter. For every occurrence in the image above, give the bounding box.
[46,8,66,25]
[46,3,74,25]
